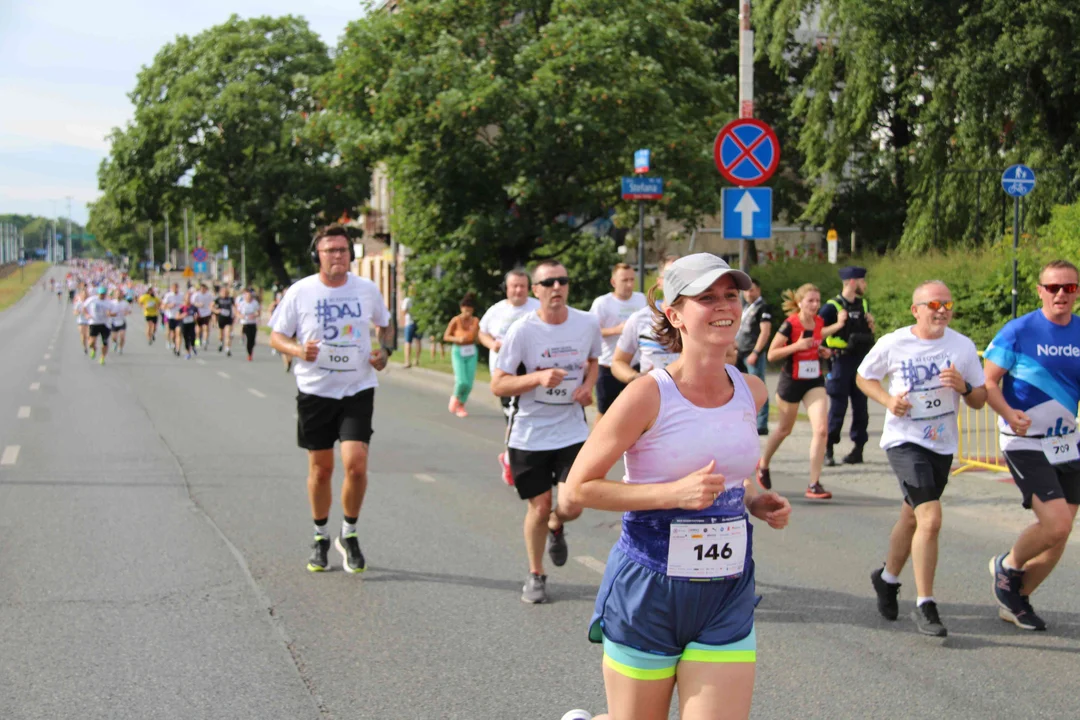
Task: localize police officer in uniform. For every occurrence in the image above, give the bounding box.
[820,266,876,465]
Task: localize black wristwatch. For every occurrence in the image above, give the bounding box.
[961,381,973,396]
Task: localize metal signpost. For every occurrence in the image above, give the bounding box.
[1001,164,1036,319]
[621,157,663,292]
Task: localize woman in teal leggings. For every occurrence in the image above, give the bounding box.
[444,292,480,418]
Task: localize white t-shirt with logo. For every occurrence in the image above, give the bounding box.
[237,299,261,325]
[617,303,679,374]
[479,297,541,372]
[401,297,414,327]
[495,308,603,451]
[84,297,112,325]
[857,326,985,455]
[111,300,131,328]
[192,291,214,318]
[590,291,647,366]
[162,292,182,320]
[270,274,391,400]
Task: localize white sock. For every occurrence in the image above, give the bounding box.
[314,523,329,539]
[342,521,357,538]
[916,596,935,607]
[1002,557,1019,572]
[881,568,900,585]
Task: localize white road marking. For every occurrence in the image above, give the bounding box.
[414,473,437,483]
[248,388,266,398]
[37,365,46,373]
[44,354,51,359]
[0,446,19,465]
[17,407,30,419]
[196,359,206,366]
[574,556,607,575]
[29,383,40,391]
[217,371,230,379]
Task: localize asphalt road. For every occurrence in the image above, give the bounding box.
[2,270,1078,720]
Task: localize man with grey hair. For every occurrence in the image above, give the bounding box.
[857,280,987,637]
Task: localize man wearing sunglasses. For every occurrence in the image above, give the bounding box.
[984,259,1080,632]
[857,281,986,637]
[491,259,602,604]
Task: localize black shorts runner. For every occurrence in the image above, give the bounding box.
[595,365,627,414]
[508,442,585,501]
[1003,449,1080,509]
[112,323,126,332]
[145,315,158,324]
[217,316,233,328]
[197,315,211,327]
[296,388,376,451]
[776,373,825,404]
[886,442,953,507]
[89,324,111,340]
[168,318,181,330]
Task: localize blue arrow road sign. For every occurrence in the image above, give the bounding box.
[722,188,772,240]
[194,261,208,274]
[1002,164,1036,197]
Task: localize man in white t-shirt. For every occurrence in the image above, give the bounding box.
[401,287,422,368]
[162,282,183,352]
[589,263,646,420]
[84,286,115,365]
[857,280,986,638]
[611,255,681,384]
[491,259,602,604]
[270,224,392,576]
[478,269,540,485]
[192,283,215,348]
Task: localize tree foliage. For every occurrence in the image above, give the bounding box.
[317,0,735,330]
[757,0,1080,252]
[97,15,369,284]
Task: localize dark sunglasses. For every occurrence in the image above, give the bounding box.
[916,300,954,311]
[1041,283,1079,294]
[535,276,570,288]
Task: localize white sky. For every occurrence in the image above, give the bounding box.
[0,0,366,224]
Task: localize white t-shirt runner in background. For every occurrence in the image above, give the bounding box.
[401,297,414,327]
[590,291,647,367]
[162,292,182,320]
[617,303,678,374]
[84,297,112,325]
[478,297,541,373]
[270,274,391,400]
[237,299,261,324]
[495,308,602,452]
[857,326,985,455]
[192,291,214,318]
[111,300,131,328]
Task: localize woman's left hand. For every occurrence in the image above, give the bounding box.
[749,492,791,529]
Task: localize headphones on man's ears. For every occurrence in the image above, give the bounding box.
[310,231,356,266]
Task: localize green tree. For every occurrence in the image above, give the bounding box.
[317,0,734,331]
[100,15,369,285]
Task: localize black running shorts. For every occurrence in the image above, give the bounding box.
[595,365,627,414]
[168,318,181,330]
[508,442,585,501]
[886,442,953,507]
[1003,449,1080,509]
[296,388,375,451]
[197,315,211,327]
[776,373,825,404]
[217,316,234,328]
[89,324,111,340]
[145,315,158,324]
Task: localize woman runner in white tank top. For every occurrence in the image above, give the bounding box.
[562,254,792,720]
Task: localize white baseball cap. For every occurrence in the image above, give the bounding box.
[663,253,752,299]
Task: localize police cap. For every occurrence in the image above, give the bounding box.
[839,266,867,281]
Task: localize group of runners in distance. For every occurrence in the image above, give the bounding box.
[53,234,1079,719]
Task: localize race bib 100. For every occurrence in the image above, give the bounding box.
[318,343,360,373]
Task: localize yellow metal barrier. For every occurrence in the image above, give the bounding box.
[954,402,1007,474]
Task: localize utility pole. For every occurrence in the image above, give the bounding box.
[66,196,73,261]
[165,213,170,272]
[737,0,754,273]
[183,207,189,270]
[241,237,247,288]
[148,223,155,284]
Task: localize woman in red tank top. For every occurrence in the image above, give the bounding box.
[757,283,848,499]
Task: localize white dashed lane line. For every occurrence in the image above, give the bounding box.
[37,366,46,373]
[29,383,40,391]
[414,473,436,483]
[43,354,50,360]
[248,388,266,398]
[0,446,19,466]
[17,407,30,419]
[217,371,230,379]
[574,556,607,575]
[196,359,206,366]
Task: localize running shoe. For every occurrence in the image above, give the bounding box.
[186,353,192,360]
[195,338,200,347]
[99,355,105,366]
[756,466,772,491]
[89,348,95,359]
[307,536,331,572]
[454,405,469,418]
[335,533,366,574]
[1002,596,1048,632]
[498,452,514,487]
[248,353,253,362]
[911,601,948,637]
[805,482,832,500]
[521,573,548,604]
[449,396,461,414]
[218,343,223,352]
[989,553,1028,624]
[871,566,900,620]
[547,527,568,567]
[227,349,231,357]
